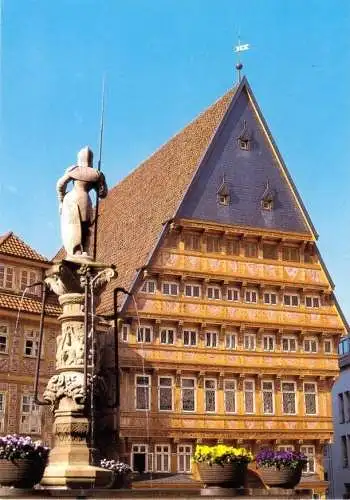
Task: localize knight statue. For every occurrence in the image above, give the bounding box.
[57,146,108,259]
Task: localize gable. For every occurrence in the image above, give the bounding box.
[177,82,314,237]
[0,232,48,263]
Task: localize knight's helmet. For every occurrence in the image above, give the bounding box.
[77,146,93,168]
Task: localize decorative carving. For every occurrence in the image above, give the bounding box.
[56,324,84,369]
[44,372,86,407]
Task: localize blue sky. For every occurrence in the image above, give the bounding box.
[1,0,350,318]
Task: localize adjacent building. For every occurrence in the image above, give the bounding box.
[95,77,348,497]
[324,336,350,499]
[0,231,60,443]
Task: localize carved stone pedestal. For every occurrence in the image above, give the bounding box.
[41,260,116,489]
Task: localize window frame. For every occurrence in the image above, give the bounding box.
[0,391,6,432]
[206,235,221,253]
[207,285,221,300]
[204,378,217,413]
[304,382,318,416]
[181,377,196,413]
[158,376,174,412]
[23,329,41,358]
[263,335,275,352]
[300,445,316,474]
[263,291,278,306]
[323,338,333,354]
[244,241,258,258]
[19,394,41,434]
[224,379,237,414]
[160,328,175,345]
[282,246,300,262]
[243,379,255,414]
[135,374,151,411]
[183,329,197,347]
[283,294,299,307]
[140,280,156,294]
[205,331,218,348]
[244,289,258,304]
[305,295,320,308]
[0,324,9,354]
[155,444,171,473]
[262,379,275,415]
[281,380,297,415]
[184,283,201,299]
[162,281,179,296]
[281,336,298,353]
[184,232,201,252]
[120,324,130,343]
[177,444,193,474]
[137,326,153,344]
[227,287,240,302]
[303,337,318,354]
[244,333,256,351]
[225,333,237,350]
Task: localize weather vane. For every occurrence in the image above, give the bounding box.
[234,37,250,83]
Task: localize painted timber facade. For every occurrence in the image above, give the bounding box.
[0,232,60,444]
[95,77,347,495]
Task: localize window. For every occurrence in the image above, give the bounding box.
[160,328,175,345]
[204,379,216,413]
[0,265,14,289]
[244,242,258,258]
[301,445,316,474]
[263,244,278,260]
[304,382,317,415]
[164,232,178,249]
[20,269,39,293]
[225,333,237,350]
[264,292,277,305]
[132,444,149,473]
[245,289,258,303]
[262,380,274,414]
[177,445,192,473]
[141,280,156,294]
[120,324,130,342]
[244,380,255,414]
[181,378,195,412]
[262,199,273,211]
[162,282,179,296]
[0,325,8,353]
[0,392,6,432]
[207,236,220,253]
[205,332,218,348]
[277,445,295,452]
[238,138,249,150]
[324,339,332,354]
[227,288,240,302]
[183,330,197,347]
[155,445,170,472]
[20,395,41,434]
[184,233,201,251]
[219,193,230,206]
[244,333,256,351]
[339,393,345,423]
[158,377,173,411]
[345,392,350,422]
[137,326,152,343]
[207,286,221,300]
[226,239,240,256]
[224,379,236,413]
[185,284,201,298]
[283,294,299,307]
[304,338,318,353]
[282,382,296,414]
[305,296,320,308]
[282,336,297,352]
[282,246,300,262]
[135,375,151,410]
[341,437,349,468]
[24,330,40,357]
[263,335,275,352]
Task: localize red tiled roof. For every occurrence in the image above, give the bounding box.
[95,88,236,313]
[0,232,48,262]
[0,292,60,317]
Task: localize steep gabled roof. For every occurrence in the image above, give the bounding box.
[0,232,48,263]
[96,87,236,311]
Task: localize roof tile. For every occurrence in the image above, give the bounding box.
[0,232,48,262]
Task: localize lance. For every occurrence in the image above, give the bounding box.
[93,75,106,261]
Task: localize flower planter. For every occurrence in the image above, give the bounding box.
[198,462,247,488]
[107,472,131,489]
[258,466,302,488]
[0,458,46,488]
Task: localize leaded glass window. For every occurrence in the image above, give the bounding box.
[300,445,315,474]
[177,445,192,473]
[160,329,175,345]
[158,377,173,411]
[0,325,8,353]
[244,380,255,414]
[304,382,317,415]
[155,444,170,472]
[262,381,274,414]
[205,332,218,348]
[137,326,152,343]
[136,375,150,410]
[204,379,216,412]
[224,379,236,413]
[181,378,195,412]
[225,334,237,350]
[282,382,296,414]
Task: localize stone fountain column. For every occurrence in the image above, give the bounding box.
[40,259,116,489]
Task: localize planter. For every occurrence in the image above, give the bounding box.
[259,465,302,488]
[107,472,131,489]
[198,462,247,488]
[0,458,46,488]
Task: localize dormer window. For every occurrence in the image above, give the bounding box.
[217,176,231,206]
[261,180,275,211]
[237,120,251,151]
